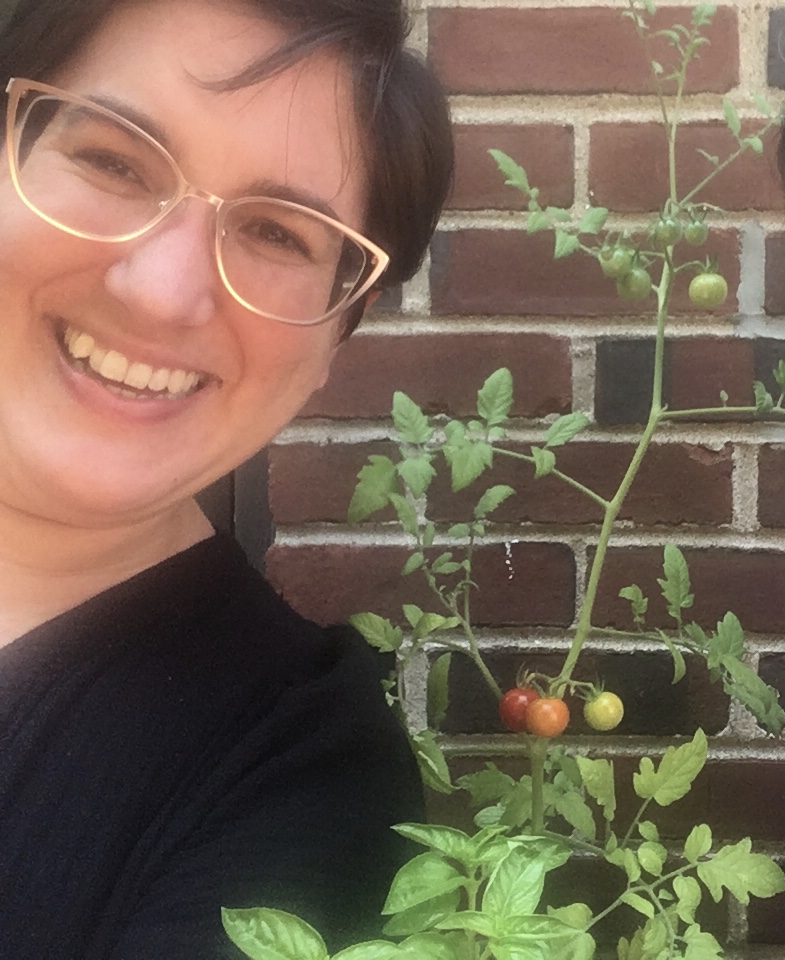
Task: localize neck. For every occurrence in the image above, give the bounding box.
[0,498,214,648]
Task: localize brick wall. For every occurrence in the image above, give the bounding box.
[266,3,785,954]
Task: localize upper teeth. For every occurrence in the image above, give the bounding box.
[64,326,203,396]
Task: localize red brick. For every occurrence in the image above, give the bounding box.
[269,440,733,528]
[758,445,785,527]
[594,546,785,634]
[451,124,574,211]
[302,332,572,419]
[669,339,755,410]
[429,7,738,96]
[765,233,785,316]
[430,229,739,317]
[590,122,782,213]
[265,542,575,627]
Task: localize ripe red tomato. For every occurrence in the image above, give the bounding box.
[525,698,570,738]
[584,692,624,731]
[499,687,540,732]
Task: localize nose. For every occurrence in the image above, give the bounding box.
[104,199,218,327]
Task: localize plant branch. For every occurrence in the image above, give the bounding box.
[493,446,610,509]
[662,404,785,420]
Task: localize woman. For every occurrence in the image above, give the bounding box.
[0,0,453,956]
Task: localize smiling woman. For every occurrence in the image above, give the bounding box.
[0,1,453,957]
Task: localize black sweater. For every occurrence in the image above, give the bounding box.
[0,533,423,958]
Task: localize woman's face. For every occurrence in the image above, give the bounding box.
[0,0,366,527]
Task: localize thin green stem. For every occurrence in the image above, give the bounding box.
[662,405,785,420]
[622,797,653,848]
[530,738,548,833]
[493,447,610,509]
[541,829,604,857]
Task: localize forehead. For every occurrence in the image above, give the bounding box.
[50,0,368,224]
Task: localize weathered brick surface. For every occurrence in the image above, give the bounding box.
[594,547,785,634]
[429,7,738,95]
[269,440,733,527]
[590,122,782,212]
[758,445,785,527]
[265,542,576,628]
[451,124,574,211]
[430,229,739,317]
[302,332,571,419]
[765,233,785,315]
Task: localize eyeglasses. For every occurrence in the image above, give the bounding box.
[4,78,390,326]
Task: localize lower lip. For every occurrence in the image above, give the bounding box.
[55,334,210,424]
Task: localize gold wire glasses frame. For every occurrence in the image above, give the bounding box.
[4,77,391,326]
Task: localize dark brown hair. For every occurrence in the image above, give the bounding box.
[0,0,454,333]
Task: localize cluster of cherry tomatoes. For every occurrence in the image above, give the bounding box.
[499,685,624,738]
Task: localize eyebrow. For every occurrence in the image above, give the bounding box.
[85,95,345,223]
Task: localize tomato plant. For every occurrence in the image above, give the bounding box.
[652,217,682,249]
[499,687,540,732]
[684,220,708,246]
[616,266,652,301]
[525,698,570,738]
[599,246,634,279]
[584,692,624,731]
[689,272,728,309]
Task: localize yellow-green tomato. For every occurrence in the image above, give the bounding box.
[600,247,634,279]
[616,266,652,301]
[584,692,624,731]
[688,273,728,310]
[684,221,708,246]
[652,218,682,249]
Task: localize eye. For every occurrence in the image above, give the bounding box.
[241,217,313,260]
[71,148,146,188]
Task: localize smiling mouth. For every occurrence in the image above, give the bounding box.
[57,323,210,400]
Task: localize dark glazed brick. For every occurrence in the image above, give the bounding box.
[755,338,785,395]
[758,654,785,701]
[436,650,728,736]
[595,547,785,634]
[708,762,785,841]
[748,861,785,943]
[595,340,664,425]
[429,7,738,95]
[451,124,574,210]
[265,542,575,628]
[373,285,402,312]
[758,446,785,528]
[765,233,785,316]
[302,332,572,419]
[769,10,785,89]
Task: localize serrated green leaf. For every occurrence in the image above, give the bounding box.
[393,392,433,444]
[619,584,648,626]
[403,604,423,629]
[531,446,556,479]
[754,380,774,413]
[657,544,694,621]
[555,790,596,840]
[409,729,453,795]
[682,923,722,960]
[620,892,654,919]
[475,484,516,519]
[443,438,493,492]
[456,763,517,807]
[707,611,745,670]
[527,210,551,234]
[633,729,707,806]
[684,823,712,863]
[397,455,436,500]
[348,612,402,652]
[428,653,452,729]
[478,368,514,426]
[389,492,419,537]
[719,656,785,736]
[656,629,687,684]
[222,908,329,960]
[693,4,716,28]
[402,552,425,576]
[544,412,590,448]
[578,207,609,235]
[697,838,785,904]
[637,841,666,877]
[723,98,741,137]
[413,612,454,641]
[383,852,465,915]
[673,876,702,925]
[577,757,616,822]
[348,455,398,522]
[554,230,581,259]
[489,149,530,194]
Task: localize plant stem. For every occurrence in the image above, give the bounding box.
[662,405,785,419]
[493,447,610,509]
[622,797,653,848]
[530,738,548,833]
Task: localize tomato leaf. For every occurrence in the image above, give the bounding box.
[389,492,420,537]
[620,892,654,919]
[427,653,452,729]
[348,612,402,652]
[488,149,530,194]
[673,876,703,925]
[657,543,694,622]
[221,907,329,960]
[693,4,717,28]
[409,729,454,795]
[474,484,516,519]
[348,455,398,522]
[681,924,723,960]
[456,763,517,807]
[619,584,648,627]
[578,207,609,235]
[697,838,785,903]
[554,230,581,259]
[723,98,741,137]
[684,823,713,863]
[707,611,745,669]
[555,790,596,840]
[544,412,589,448]
[656,629,687,684]
[397,454,436,500]
[401,552,425,576]
[719,656,785,736]
[527,210,551,234]
[637,841,666,877]
[754,380,774,413]
[531,446,556,479]
[443,436,493,492]
[478,368,514,426]
[577,757,616,822]
[633,729,707,806]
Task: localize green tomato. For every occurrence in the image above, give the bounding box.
[600,247,634,279]
[689,272,728,310]
[684,221,708,246]
[616,266,652,302]
[584,692,624,731]
[652,217,682,249]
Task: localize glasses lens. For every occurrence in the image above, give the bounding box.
[13,94,179,239]
[220,199,370,323]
